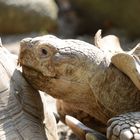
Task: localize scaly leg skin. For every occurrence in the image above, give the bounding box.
[107,112,140,140]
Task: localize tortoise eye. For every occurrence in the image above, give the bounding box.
[41,48,48,55]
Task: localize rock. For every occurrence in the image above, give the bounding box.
[0,0,58,34]
[70,0,140,37]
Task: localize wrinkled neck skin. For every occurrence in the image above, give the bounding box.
[89,54,140,123]
[61,51,140,124]
[49,45,140,124]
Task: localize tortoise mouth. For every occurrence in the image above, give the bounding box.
[21,65,59,91]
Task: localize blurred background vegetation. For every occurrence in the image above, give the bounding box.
[0,0,140,51]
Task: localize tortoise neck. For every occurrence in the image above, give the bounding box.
[90,62,140,116]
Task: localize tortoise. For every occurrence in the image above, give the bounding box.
[18,30,140,140]
[0,39,58,140]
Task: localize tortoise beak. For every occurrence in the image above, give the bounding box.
[18,38,32,66]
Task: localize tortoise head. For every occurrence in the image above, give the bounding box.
[18,35,105,100]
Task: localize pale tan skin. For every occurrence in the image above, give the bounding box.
[18,33,140,140]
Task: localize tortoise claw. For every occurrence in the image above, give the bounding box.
[53,112,60,123]
[86,133,103,140]
[65,115,107,140]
